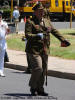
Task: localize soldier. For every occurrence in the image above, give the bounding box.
[25,3,70,96]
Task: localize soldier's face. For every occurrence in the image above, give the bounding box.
[34,9,44,20]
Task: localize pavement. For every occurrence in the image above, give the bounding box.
[5,49,75,80]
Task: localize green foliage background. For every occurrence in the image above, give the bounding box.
[6,29,75,60]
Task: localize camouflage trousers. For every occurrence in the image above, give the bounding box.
[29,53,48,92]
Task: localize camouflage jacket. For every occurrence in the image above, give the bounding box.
[25,16,65,55]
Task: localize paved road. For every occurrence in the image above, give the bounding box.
[52,22,75,29]
[8,21,75,33]
[0,68,75,100]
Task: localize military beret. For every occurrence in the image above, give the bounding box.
[32,3,44,11]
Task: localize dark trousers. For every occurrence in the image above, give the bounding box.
[29,53,48,92]
[26,53,32,70]
[4,51,9,62]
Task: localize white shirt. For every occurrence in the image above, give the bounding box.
[13,10,20,19]
[0,20,8,51]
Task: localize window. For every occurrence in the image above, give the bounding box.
[55,0,58,7]
[66,1,68,6]
[72,2,75,6]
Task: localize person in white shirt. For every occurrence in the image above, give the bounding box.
[0,12,10,77]
[13,6,20,33]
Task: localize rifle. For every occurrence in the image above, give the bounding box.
[45,59,48,86]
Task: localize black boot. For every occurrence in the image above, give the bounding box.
[37,91,48,96]
[30,88,38,96]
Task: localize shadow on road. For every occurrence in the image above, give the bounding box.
[5,93,57,99]
[5,63,75,80]
[5,63,27,71]
[5,93,31,97]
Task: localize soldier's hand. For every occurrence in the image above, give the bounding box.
[6,28,10,35]
[61,40,71,47]
[37,33,43,40]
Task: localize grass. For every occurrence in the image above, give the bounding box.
[6,34,25,51]
[6,29,75,60]
[50,29,75,59]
